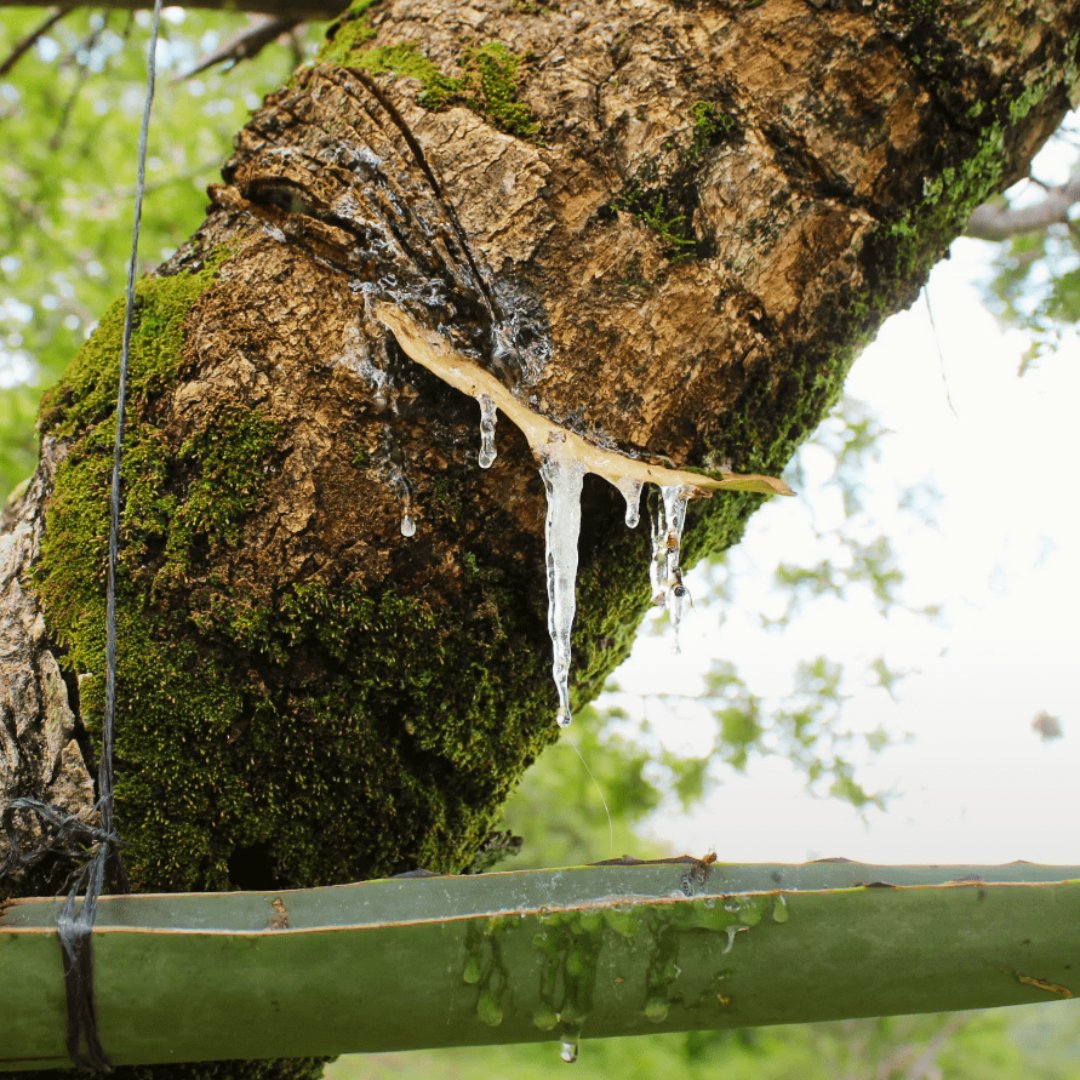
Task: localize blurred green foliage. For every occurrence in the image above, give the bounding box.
[0,7,323,498]
[982,118,1079,374]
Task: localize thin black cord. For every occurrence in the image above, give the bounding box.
[55,2,164,1069]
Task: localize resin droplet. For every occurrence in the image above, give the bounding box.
[477,393,498,469]
[540,440,586,728]
[643,995,669,1023]
[559,1038,579,1064]
[616,477,643,529]
[723,925,739,954]
[400,513,416,537]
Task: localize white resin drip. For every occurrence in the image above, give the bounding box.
[616,477,643,529]
[540,441,586,728]
[400,512,416,537]
[477,393,498,469]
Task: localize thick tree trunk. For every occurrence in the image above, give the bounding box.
[1,0,1077,1074]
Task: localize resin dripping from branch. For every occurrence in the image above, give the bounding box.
[540,435,585,728]
[373,302,794,724]
[616,477,643,529]
[373,302,794,499]
[382,438,417,538]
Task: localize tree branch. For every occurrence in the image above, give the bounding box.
[177,14,301,79]
[966,174,1080,240]
[0,5,70,78]
[0,0,345,17]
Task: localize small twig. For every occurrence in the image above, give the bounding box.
[0,5,71,78]
[47,58,90,151]
[47,19,105,152]
[966,173,1080,240]
[176,14,301,80]
[286,24,304,67]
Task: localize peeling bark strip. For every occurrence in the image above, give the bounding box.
[0,0,1075,991]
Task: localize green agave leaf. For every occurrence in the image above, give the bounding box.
[2,860,1078,1070]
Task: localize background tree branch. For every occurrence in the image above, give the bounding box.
[966,173,1080,240]
[0,0,344,17]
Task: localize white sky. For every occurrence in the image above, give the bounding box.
[613,224,1080,867]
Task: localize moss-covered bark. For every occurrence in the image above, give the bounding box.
[1,0,1077,1074]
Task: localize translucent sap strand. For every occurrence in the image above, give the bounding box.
[615,476,643,529]
[648,499,667,604]
[540,445,586,728]
[668,584,686,654]
[661,485,692,651]
[388,462,416,538]
[661,484,691,581]
[477,393,497,469]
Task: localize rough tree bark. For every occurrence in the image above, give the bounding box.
[1,0,1077,1076]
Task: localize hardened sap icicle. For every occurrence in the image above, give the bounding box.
[661,485,691,581]
[662,485,691,652]
[371,299,792,727]
[616,476,643,529]
[648,485,693,651]
[540,438,586,727]
[477,393,497,468]
[649,500,666,604]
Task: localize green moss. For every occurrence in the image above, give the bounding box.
[901,0,936,27]
[883,123,1007,290]
[611,98,742,261]
[160,408,279,582]
[453,43,540,138]
[318,0,380,66]
[328,36,540,139]
[356,42,455,103]
[689,101,739,163]
[38,249,230,439]
[34,276,557,891]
